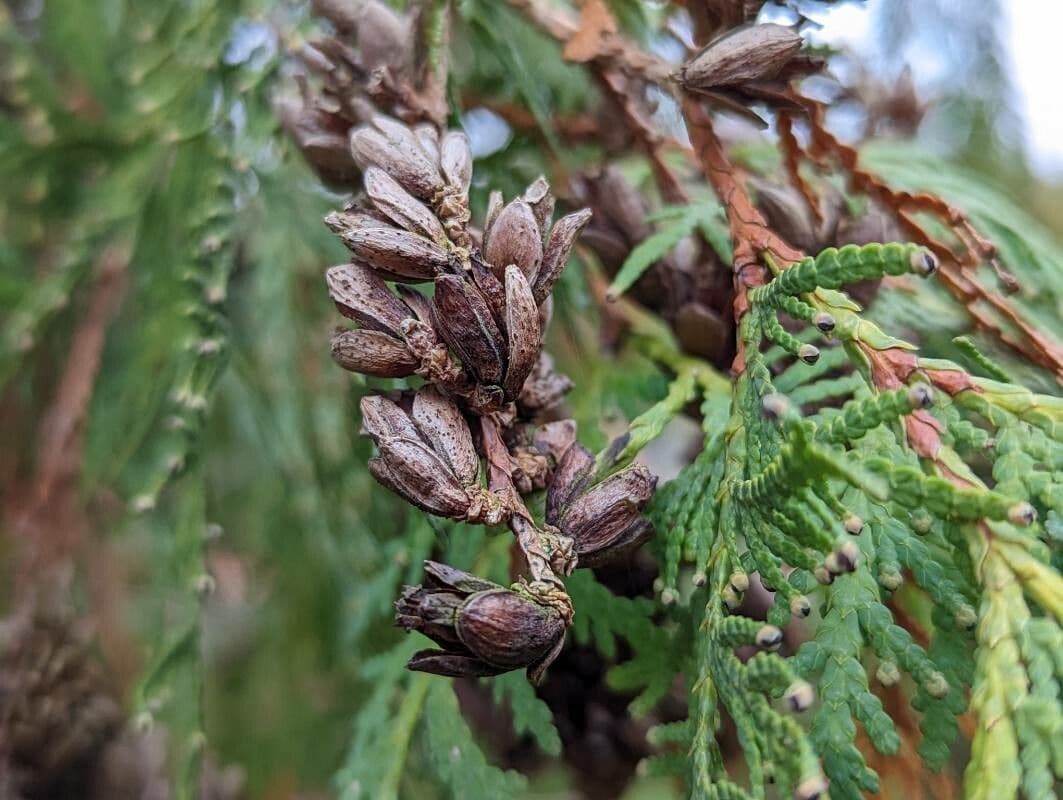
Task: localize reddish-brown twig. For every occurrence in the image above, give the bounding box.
[682,99,803,371]
[776,111,822,226]
[789,92,1063,383]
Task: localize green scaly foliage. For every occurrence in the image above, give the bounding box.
[623,241,1063,800]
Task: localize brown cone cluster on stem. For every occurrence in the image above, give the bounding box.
[278,0,450,184]
[319,112,657,681]
[396,562,567,682]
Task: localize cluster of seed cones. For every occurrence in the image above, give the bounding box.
[323,114,657,681]
[0,613,242,800]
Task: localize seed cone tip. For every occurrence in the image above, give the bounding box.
[827,540,859,574]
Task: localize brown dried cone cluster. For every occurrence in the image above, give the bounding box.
[395,562,567,683]
[278,0,449,186]
[0,615,122,799]
[0,613,244,800]
[570,26,831,368]
[322,115,657,680]
[572,168,736,366]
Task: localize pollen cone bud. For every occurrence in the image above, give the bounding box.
[1007,501,1037,526]
[843,514,864,535]
[910,248,939,277]
[396,561,567,681]
[798,343,820,364]
[545,444,657,568]
[784,679,815,712]
[761,393,791,421]
[729,570,750,593]
[907,382,934,409]
[813,311,835,333]
[827,540,860,574]
[795,774,830,800]
[790,595,811,618]
[756,624,783,651]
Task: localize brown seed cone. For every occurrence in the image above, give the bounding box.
[338,221,452,281]
[331,328,419,377]
[431,274,507,386]
[679,23,803,90]
[546,446,657,568]
[533,208,593,305]
[276,97,359,187]
[396,562,567,681]
[677,23,822,125]
[410,386,479,486]
[363,166,447,243]
[326,262,415,334]
[518,354,574,419]
[350,117,444,203]
[483,198,543,282]
[503,265,543,400]
[361,392,511,522]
